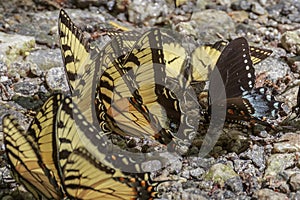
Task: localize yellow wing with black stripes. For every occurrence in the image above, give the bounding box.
[95,29,176,144]
[3,94,65,199]
[58,9,91,93]
[59,9,101,126]
[62,147,158,200]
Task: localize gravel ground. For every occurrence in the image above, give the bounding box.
[0,0,300,199]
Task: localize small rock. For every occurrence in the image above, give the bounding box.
[273,133,300,153]
[231,0,251,11]
[225,176,244,192]
[0,61,7,74]
[0,31,35,62]
[204,163,238,186]
[181,191,208,200]
[30,63,43,77]
[12,79,40,96]
[229,10,249,23]
[254,189,288,200]
[191,9,235,42]
[254,48,290,83]
[26,48,63,71]
[289,173,300,191]
[73,0,104,8]
[251,2,266,15]
[181,169,190,179]
[264,153,295,178]
[175,21,197,37]
[249,12,258,20]
[0,76,8,83]
[290,191,300,199]
[259,0,267,6]
[240,144,265,171]
[45,67,69,92]
[281,29,300,55]
[190,167,205,178]
[141,159,163,172]
[8,62,30,79]
[240,0,252,10]
[128,0,170,26]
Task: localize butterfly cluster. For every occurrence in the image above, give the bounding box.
[2,9,287,200]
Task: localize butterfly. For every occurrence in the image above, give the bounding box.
[59,9,197,151]
[95,29,199,149]
[56,95,160,199]
[2,93,65,199]
[209,37,284,125]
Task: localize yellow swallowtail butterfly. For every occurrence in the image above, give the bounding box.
[56,95,160,199]
[59,9,195,148]
[3,93,64,199]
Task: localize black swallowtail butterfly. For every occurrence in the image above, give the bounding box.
[209,37,285,126]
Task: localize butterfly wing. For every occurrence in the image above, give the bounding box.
[59,9,101,127]
[250,46,272,65]
[59,9,91,93]
[191,41,227,82]
[62,147,158,200]
[210,37,283,125]
[98,29,198,152]
[56,95,163,174]
[3,94,65,199]
[191,40,272,82]
[96,29,174,143]
[213,37,255,98]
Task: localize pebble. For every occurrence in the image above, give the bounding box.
[240,0,252,10]
[191,9,235,42]
[289,173,300,191]
[45,67,69,92]
[254,188,288,200]
[0,32,35,62]
[26,48,63,71]
[225,176,244,192]
[240,144,265,171]
[229,10,249,23]
[290,191,300,199]
[281,29,300,55]
[12,79,40,96]
[251,2,266,15]
[264,153,295,178]
[272,133,300,153]
[29,63,43,77]
[73,0,104,8]
[254,48,290,84]
[190,167,205,178]
[204,163,238,186]
[127,0,170,26]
